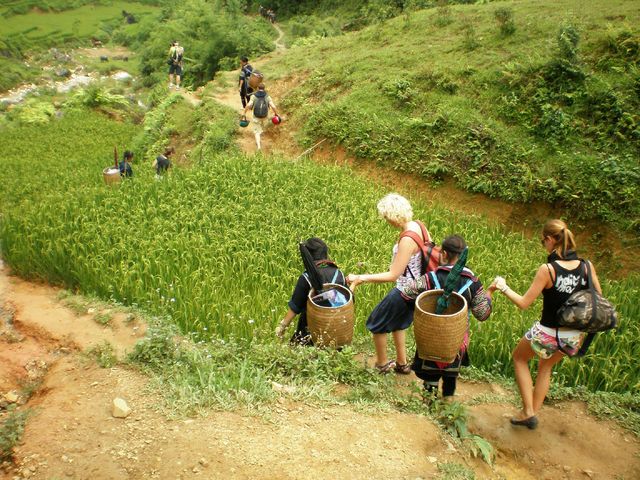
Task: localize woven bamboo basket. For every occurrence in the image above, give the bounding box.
[307,283,354,348]
[414,289,468,363]
[248,70,264,90]
[103,167,121,185]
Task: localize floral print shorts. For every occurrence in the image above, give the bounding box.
[525,322,585,359]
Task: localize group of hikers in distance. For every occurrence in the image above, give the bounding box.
[116,147,175,180]
[238,56,280,151]
[277,193,604,431]
[258,5,276,23]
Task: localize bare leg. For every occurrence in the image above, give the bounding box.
[512,337,536,419]
[168,74,174,87]
[373,333,388,366]
[391,329,407,365]
[254,132,261,150]
[532,351,564,413]
[176,74,181,88]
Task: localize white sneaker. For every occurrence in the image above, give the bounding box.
[175,86,181,90]
[168,83,173,89]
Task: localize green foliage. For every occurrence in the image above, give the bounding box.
[0,410,28,463]
[427,399,494,464]
[493,6,515,36]
[131,0,275,88]
[86,341,117,367]
[272,1,640,229]
[437,462,476,480]
[65,84,130,109]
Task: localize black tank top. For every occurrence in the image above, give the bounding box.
[541,261,588,328]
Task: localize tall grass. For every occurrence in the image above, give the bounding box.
[0,108,637,394]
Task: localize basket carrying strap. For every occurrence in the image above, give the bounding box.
[428,272,473,295]
[331,269,340,284]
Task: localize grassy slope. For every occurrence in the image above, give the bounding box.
[0,96,638,395]
[268,0,639,229]
[0,2,159,91]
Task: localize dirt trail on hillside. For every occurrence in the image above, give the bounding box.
[1,261,639,479]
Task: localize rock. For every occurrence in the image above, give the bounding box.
[112,398,131,418]
[4,391,19,403]
[55,68,71,78]
[199,458,209,467]
[427,456,437,464]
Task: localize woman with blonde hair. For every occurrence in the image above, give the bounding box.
[492,219,602,429]
[347,193,432,374]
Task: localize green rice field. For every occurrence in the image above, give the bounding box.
[0,107,638,395]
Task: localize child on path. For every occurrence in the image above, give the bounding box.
[242,83,278,151]
[276,238,347,346]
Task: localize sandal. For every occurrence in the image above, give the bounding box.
[375,360,396,374]
[393,362,412,375]
[510,415,538,430]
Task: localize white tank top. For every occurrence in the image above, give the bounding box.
[392,243,422,291]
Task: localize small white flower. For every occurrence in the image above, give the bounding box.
[248,319,255,324]
[170,298,176,302]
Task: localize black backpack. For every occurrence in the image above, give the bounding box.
[253,93,269,118]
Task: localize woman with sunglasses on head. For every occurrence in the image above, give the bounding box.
[491,219,602,430]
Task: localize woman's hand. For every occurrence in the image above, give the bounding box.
[491,276,508,293]
[347,273,363,290]
[275,322,287,339]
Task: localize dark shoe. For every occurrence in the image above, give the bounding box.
[375,360,396,374]
[393,362,412,375]
[510,416,538,430]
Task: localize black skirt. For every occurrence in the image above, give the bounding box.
[366,287,415,334]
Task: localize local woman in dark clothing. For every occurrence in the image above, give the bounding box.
[403,235,494,399]
[119,150,133,178]
[155,147,174,176]
[276,237,346,346]
[492,219,603,430]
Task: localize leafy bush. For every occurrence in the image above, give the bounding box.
[0,410,28,463]
[493,7,515,36]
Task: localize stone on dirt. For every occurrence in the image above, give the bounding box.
[112,397,131,418]
[4,390,19,403]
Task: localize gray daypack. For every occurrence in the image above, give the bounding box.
[253,92,269,118]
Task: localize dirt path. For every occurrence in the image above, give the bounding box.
[1,261,639,480]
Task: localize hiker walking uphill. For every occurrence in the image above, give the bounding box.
[168,41,184,89]
[238,56,253,108]
[242,83,279,151]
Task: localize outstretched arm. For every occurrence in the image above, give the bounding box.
[347,236,417,289]
[492,264,549,310]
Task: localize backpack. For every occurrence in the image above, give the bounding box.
[171,46,183,64]
[253,92,269,118]
[398,220,440,276]
[555,259,617,357]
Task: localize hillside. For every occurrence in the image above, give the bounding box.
[1,1,640,478]
[264,0,640,230]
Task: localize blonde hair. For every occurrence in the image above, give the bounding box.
[542,219,577,258]
[377,193,413,225]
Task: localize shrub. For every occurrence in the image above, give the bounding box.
[494,7,515,36]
